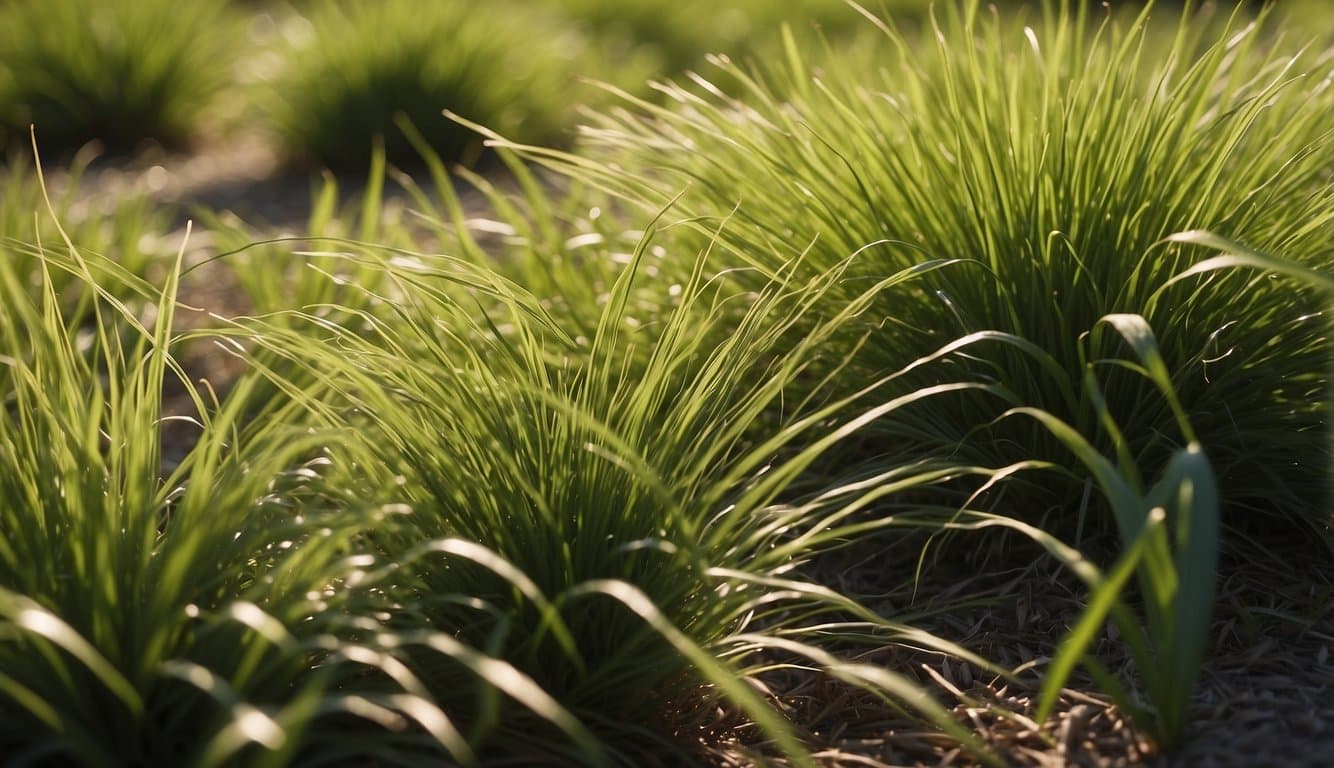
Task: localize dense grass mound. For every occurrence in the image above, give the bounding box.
[268,0,582,172]
[0,0,235,156]
[556,0,1333,544]
[228,207,1005,763]
[0,231,363,765]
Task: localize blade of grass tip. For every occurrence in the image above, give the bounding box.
[193,702,287,768]
[565,580,815,768]
[0,671,61,731]
[160,661,286,768]
[119,220,190,520]
[1145,443,1220,747]
[1134,493,1179,695]
[493,148,559,248]
[1036,507,1163,724]
[708,567,1001,673]
[585,195,687,381]
[780,24,812,103]
[223,602,300,690]
[148,221,187,377]
[1081,368,1140,489]
[388,113,459,246]
[393,112,449,194]
[358,137,386,242]
[1096,314,1197,443]
[1156,230,1334,295]
[442,110,503,147]
[308,171,339,237]
[28,130,148,334]
[304,679,479,766]
[376,693,477,767]
[313,694,462,762]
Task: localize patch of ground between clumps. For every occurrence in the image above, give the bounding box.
[691,530,1332,766]
[689,650,1151,767]
[1171,550,1334,768]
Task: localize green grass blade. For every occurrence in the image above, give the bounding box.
[1035,508,1161,724]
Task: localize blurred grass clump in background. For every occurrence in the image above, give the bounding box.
[260,0,933,172]
[267,0,587,172]
[0,0,237,158]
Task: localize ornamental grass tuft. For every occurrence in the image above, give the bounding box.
[541,0,1333,545]
[231,213,1004,764]
[0,0,235,156]
[267,0,584,172]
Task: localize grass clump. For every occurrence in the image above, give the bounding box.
[0,0,236,157]
[555,0,1333,544]
[234,214,1002,763]
[0,181,482,767]
[267,0,584,172]
[0,236,303,764]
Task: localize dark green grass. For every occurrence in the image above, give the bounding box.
[266,0,585,172]
[0,0,236,157]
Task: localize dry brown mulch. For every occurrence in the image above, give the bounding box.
[691,528,1333,767]
[1171,545,1334,767]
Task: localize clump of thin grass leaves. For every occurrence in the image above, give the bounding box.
[210,126,674,382]
[386,120,678,348]
[225,201,1026,764]
[525,0,1333,545]
[265,0,590,172]
[0,0,237,156]
[0,176,586,765]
